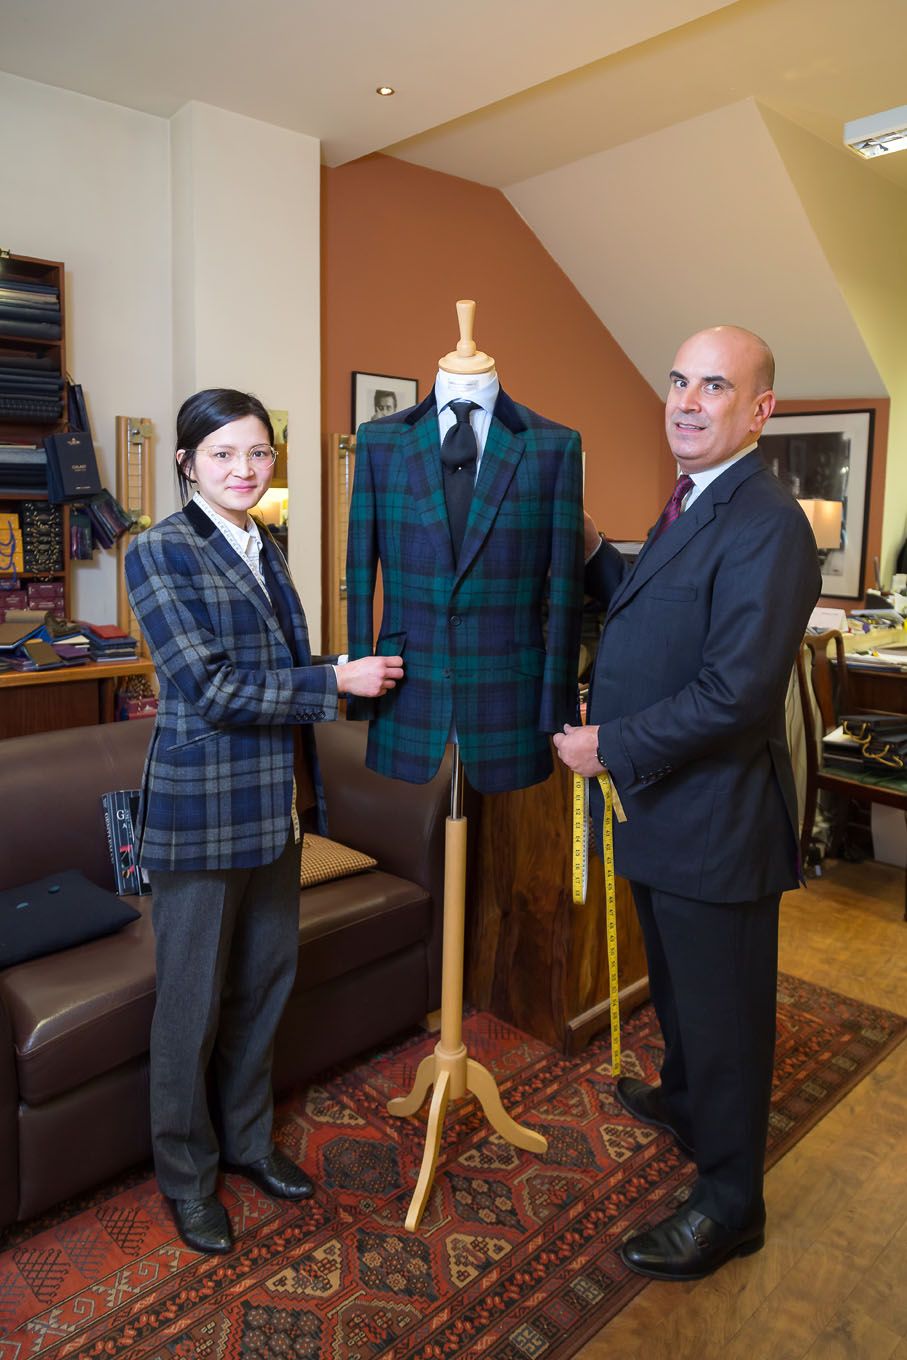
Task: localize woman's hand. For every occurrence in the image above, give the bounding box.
[336,655,404,698]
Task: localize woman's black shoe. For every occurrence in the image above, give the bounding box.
[167,1195,233,1254]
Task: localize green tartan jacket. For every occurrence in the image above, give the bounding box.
[345,387,584,794]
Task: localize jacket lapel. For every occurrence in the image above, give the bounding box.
[402,392,456,574]
[607,451,767,619]
[259,531,312,664]
[181,500,283,639]
[456,404,525,579]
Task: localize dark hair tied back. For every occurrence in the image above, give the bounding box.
[175,388,274,504]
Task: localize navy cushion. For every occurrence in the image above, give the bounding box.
[0,870,141,969]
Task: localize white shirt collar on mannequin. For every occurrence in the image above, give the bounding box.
[434,367,500,417]
[434,369,500,473]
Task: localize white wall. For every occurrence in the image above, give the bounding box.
[170,102,322,644]
[0,71,172,623]
[506,99,885,402]
[1,80,323,641]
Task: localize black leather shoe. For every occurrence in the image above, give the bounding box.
[167,1195,233,1254]
[615,1077,695,1157]
[223,1148,315,1200]
[620,1206,765,1280]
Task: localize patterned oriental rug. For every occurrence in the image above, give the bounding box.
[1,976,904,1360]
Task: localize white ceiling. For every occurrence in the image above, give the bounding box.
[387,0,907,194]
[0,0,738,166]
[506,99,884,398]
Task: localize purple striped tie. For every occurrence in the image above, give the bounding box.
[654,474,694,540]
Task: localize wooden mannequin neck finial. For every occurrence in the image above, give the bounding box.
[438,299,496,375]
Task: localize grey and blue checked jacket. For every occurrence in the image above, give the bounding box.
[125,500,336,872]
[346,387,584,794]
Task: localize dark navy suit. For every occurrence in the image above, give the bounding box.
[586,450,821,1227]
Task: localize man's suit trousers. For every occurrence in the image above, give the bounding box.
[631,883,780,1230]
[147,833,301,1198]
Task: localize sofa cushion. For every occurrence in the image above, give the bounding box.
[0,895,156,1107]
[0,871,141,969]
[300,835,377,888]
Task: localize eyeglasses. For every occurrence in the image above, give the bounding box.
[189,445,278,466]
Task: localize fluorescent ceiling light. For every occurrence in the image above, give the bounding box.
[844,104,907,159]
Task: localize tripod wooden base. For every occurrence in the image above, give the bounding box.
[387,749,548,1232]
[388,1047,548,1231]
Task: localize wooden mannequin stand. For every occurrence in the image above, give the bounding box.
[387,744,548,1231]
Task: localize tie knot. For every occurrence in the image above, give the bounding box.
[672,474,694,504]
[450,400,479,424]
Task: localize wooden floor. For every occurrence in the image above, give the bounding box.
[578,859,907,1360]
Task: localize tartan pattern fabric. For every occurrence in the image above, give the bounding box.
[346,388,584,794]
[125,502,337,872]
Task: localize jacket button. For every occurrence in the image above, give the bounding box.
[449,614,461,626]
[443,668,451,679]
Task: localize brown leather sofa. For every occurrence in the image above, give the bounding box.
[0,716,450,1230]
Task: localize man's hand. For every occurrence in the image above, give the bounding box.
[553,722,602,777]
[335,655,404,698]
[583,512,601,560]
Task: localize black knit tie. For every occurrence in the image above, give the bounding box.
[441,400,480,561]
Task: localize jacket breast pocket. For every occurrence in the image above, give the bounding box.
[165,728,227,753]
[647,585,698,602]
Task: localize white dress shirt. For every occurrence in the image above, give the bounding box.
[435,368,500,478]
[682,441,758,510]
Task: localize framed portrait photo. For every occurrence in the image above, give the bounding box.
[761,408,873,599]
[351,372,418,431]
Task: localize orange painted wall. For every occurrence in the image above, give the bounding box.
[773,396,889,608]
[321,154,667,542]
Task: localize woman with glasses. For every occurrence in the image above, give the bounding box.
[125,388,403,1256]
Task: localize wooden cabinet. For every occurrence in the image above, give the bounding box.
[466,754,649,1053]
[0,252,70,616]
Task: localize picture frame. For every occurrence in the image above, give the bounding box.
[351,372,418,432]
[760,409,873,600]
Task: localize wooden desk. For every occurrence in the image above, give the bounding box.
[0,659,155,738]
[844,663,907,715]
[466,754,649,1054]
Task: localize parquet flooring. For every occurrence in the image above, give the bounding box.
[577,859,907,1360]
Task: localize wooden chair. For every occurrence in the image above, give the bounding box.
[796,628,907,919]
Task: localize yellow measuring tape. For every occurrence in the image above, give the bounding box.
[572,769,626,1076]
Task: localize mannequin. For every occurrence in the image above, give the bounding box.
[346,300,585,1229]
[346,299,585,796]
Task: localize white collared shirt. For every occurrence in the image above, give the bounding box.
[435,369,501,478]
[682,442,758,511]
[193,492,270,601]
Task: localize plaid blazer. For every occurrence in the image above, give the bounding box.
[125,500,336,872]
[346,387,584,794]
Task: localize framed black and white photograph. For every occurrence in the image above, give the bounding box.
[761,409,873,599]
[351,372,418,431]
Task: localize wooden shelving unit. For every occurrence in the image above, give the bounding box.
[0,251,70,616]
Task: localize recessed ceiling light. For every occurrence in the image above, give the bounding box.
[844,104,907,159]
[376,86,395,97]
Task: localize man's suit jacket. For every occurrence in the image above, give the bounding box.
[125,500,336,872]
[586,450,821,903]
[346,387,584,794]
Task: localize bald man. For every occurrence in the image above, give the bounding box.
[555,326,821,1281]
